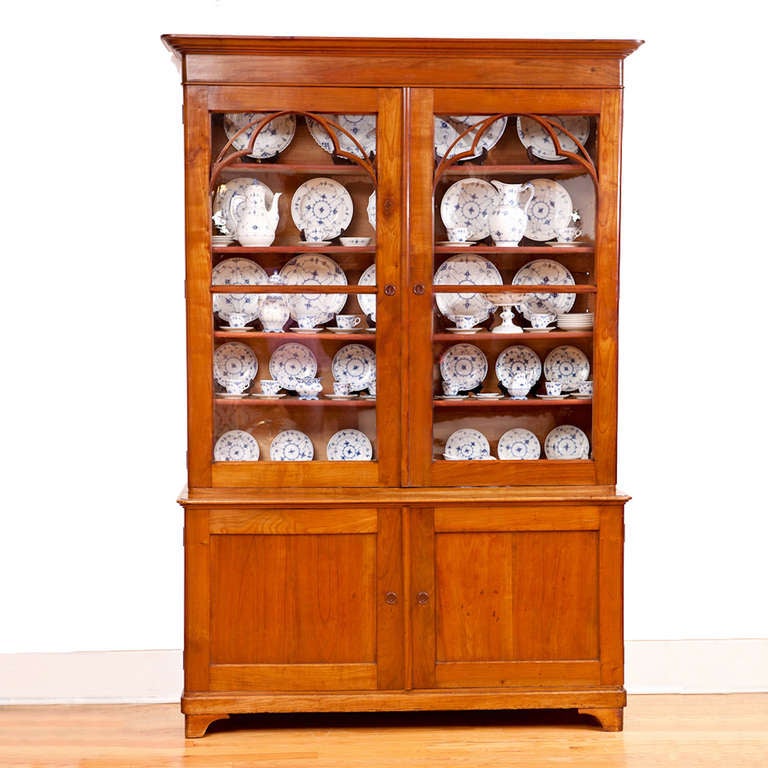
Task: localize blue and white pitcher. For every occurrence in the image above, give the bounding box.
[488,180,535,246]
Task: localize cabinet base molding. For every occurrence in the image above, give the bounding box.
[182,688,626,737]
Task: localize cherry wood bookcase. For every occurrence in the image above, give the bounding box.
[162,35,642,737]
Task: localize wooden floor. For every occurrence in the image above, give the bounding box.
[0,695,766,767]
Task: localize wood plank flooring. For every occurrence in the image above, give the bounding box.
[0,694,766,767]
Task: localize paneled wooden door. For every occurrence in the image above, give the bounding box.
[409,504,624,691]
[184,505,405,695]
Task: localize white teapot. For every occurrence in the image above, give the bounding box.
[230,185,281,246]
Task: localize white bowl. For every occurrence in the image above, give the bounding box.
[340,237,371,247]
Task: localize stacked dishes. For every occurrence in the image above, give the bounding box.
[556,312,594,330]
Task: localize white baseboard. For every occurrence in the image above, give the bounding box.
[1,640,766,703]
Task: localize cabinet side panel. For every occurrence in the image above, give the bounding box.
[184,507,211,692]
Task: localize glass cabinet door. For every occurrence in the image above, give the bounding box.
[407,88,620,487]
[184,87,403,489]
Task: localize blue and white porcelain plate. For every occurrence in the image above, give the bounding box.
[543,345,590,392]
[327,429,373,461]
[434,115,508,160]
[524,179,573,241]
[307,114,377,159]
[212,257,269,323]
[495,345,542,389]
[290,177,354,242]
[268,342,318,390]
[516,116,590,161]
[511,258,576,318]
[433,253,503,322]
[497,428,541,460]
[439,343,488,391]
[444,428,491,460]
[357,264,376,320]
[331,344,376,391]
[213,342,258,393]
[223,112,296,159]
[440,178,498,241]
[269,429,314,461]
[213,429,260,462]
[212,177,274,237]
[544,425,590,459]
[278,252,348,323]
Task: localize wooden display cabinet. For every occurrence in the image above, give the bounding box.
[162,35,642,737]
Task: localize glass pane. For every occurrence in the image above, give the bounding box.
[431,112,597,463]
[208,110,378,465]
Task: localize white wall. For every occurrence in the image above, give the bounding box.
[1,0,765,678]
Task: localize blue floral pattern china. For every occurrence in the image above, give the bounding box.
[357,264,376,321]
[544,425,590,459]
[213,430,260,462]
[433,253,503,322]
[511,258,576,319]
[269,430,314,461]
[326,429,373,461]
[307,114,377,159]
[440,178,498,241]
[212,177,274,237]
[543,345,590,392]
[524,179,573,241]
[516,116,590,161]
[213,342,258,393]
[494,344,542,390]
[223,112,296,159]
[434,115,507,160]
[278,252,347,323]
[268,342,318,391]
[497,428,541,460]
[212,257,269,325]
[290,177,353,242]
[444,428,491,460]
[331,344,376,391]
[439,343,488,391]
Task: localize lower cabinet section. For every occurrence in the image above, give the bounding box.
[181,496,626,737]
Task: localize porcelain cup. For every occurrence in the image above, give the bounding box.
[545,380,563,396]
[224,380,248,395]
[442,380,460,396]
[297,315,319,330]
[556,225,583,243]
[578,380,593,396]
[446,226,471,243]
[336,314,363,329]
[226,313,249,328]
[529,312,556,329]
[449,314,478,330]
[333,380,351,396]
[368,379,376,396]
[259,379,281,396]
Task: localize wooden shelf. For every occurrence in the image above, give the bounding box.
[433,396,591,407]
[215,395,375,406]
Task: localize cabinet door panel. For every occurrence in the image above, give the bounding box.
[411,505,615,690]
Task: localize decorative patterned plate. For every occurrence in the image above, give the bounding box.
[440,178,498,241]
[269,429,314,461]
[511,258,576,319]
[543,345,590,392]
[494,344,542,390]
[290,177,353,242]
[213,342,258,393]
[278,252,348,323]
[444,428,491,460]
[544,425,590,459]
[516,115,590,161]
[524,179,574,241]
[434,115,508,160]
[213,430,260,462]
[439,343,488,391]
[357,263,376,320]
[497,428,541,460]
[327,429,373,461]
[223,112,296,159]
[433,253,503,322]
[307,114,377,159]
[212,177,274,237]
[268,342,318,390]
[212,257,269,323]
[331,344,376,391]
[367,191,376,229]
